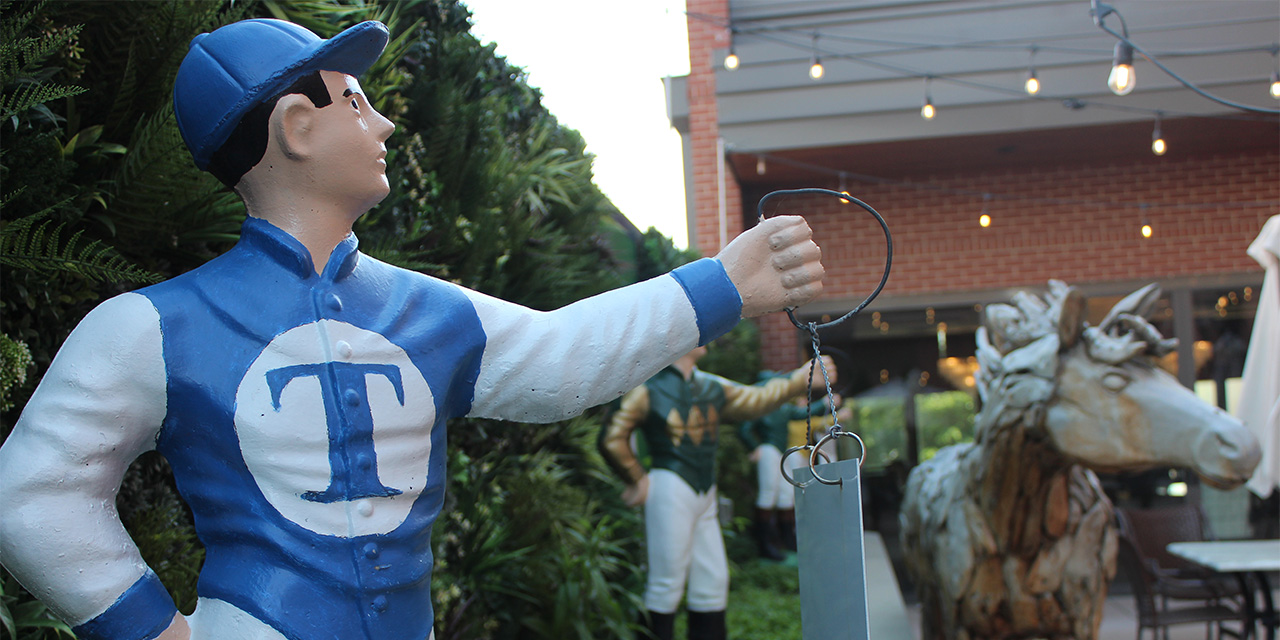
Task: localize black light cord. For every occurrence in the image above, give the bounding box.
[758,187,890,485]
[1091,1,1280,116]
[756,188,892,332]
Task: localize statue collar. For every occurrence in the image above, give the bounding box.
[238,216,360,282]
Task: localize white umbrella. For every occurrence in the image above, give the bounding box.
[1242,215,1280,499]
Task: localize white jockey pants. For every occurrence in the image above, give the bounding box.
[754,439,837,510]
[643,469,728,613]
[754,444,792,509]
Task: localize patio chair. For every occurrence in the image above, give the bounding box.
[1115,508,1250,640]
[1117,505,1247,603]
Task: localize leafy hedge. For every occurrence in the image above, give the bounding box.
[0,1,692,638]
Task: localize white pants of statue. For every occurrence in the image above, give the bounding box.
[187,599,435,640]
[754,444,793,509]
[755,440,838,510]
[643,469,729,613]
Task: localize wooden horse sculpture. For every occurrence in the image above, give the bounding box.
[900,281,1261,640]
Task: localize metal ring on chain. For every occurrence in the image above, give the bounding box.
[780,445,833,488]
[808,430,866,486]
[756,188,892,332]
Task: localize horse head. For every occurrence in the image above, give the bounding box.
[975,280,1260,488]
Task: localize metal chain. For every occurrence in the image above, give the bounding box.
[803,322,840,449]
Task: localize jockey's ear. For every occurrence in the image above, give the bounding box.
[1058,287,1086,349]
[271,93,321,162]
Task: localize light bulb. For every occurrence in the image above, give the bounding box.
[921,98,935,120]
[809,59,824,80]
[756,156,766,175]
[1025,71,1040,95]
[1271,70,1279,98]
[1151,115,1165,155]
[1108,42,1136,95]
[979,213,991,227]
[724,52,739,71]
[1141,223,1153,238]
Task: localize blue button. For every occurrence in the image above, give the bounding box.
[326,294,343,311]
[344,389,361,406]
[363,542,379,559]
[371,595,388,612]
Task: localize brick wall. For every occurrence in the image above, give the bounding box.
[686,0,741,257]
[683,1,1276,373]
[750,148,1278,370]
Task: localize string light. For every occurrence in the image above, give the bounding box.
[1092,1,1136,96]
[692,9,1280,117]
[1140,204,1152,238]
[756,155,766,175]
[808,33,824,80]
[724,28,740,71]
[1108,41,1136,95]
[1090,2,1277,113]
[1025,46,1040,95]
[921,77,936,120]
[979,193,991,227]
[1272,46,1280,97]
[1151,112,1166,156]
[838,172,851,203]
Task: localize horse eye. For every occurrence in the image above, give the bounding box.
[350,98,360,110]
[1102,371,1130,392]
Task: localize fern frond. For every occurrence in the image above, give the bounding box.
[0,211,161,284]
[0,16,83,85]
[109,106,245,253]
[0,78,86,121]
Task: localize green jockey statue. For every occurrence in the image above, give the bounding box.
[739,382,838,560]
[598,346,833,640]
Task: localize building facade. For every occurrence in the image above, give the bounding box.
[668,0,1279,535]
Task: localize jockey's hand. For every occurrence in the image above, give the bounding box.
[717,215,823,318]
[621,474,650,507]
[157,614,190,640]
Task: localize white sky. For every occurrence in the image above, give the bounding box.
[464,0,692,248]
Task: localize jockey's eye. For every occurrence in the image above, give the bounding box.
[1102,370,1131,393]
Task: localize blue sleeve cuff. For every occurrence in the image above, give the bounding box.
[73,571,177,640]
[670,258,742,346]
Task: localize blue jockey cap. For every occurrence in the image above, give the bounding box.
[174,18,389,170]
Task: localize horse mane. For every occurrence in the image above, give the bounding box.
[973,280,1175,441]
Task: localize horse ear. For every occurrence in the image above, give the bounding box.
[1099,283,1161,332]
[983,303,1020,352]
[1057,286,1086,349]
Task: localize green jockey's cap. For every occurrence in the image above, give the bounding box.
[173,18,389,170]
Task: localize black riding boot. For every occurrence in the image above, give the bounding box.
[753,507,785,560]
[642,610,676,640]
[777,507,797,551]
[687,609,727,640]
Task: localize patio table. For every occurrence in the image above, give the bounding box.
[1167,539,1280,640]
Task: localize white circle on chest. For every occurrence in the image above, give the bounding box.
[234,320,435,537]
